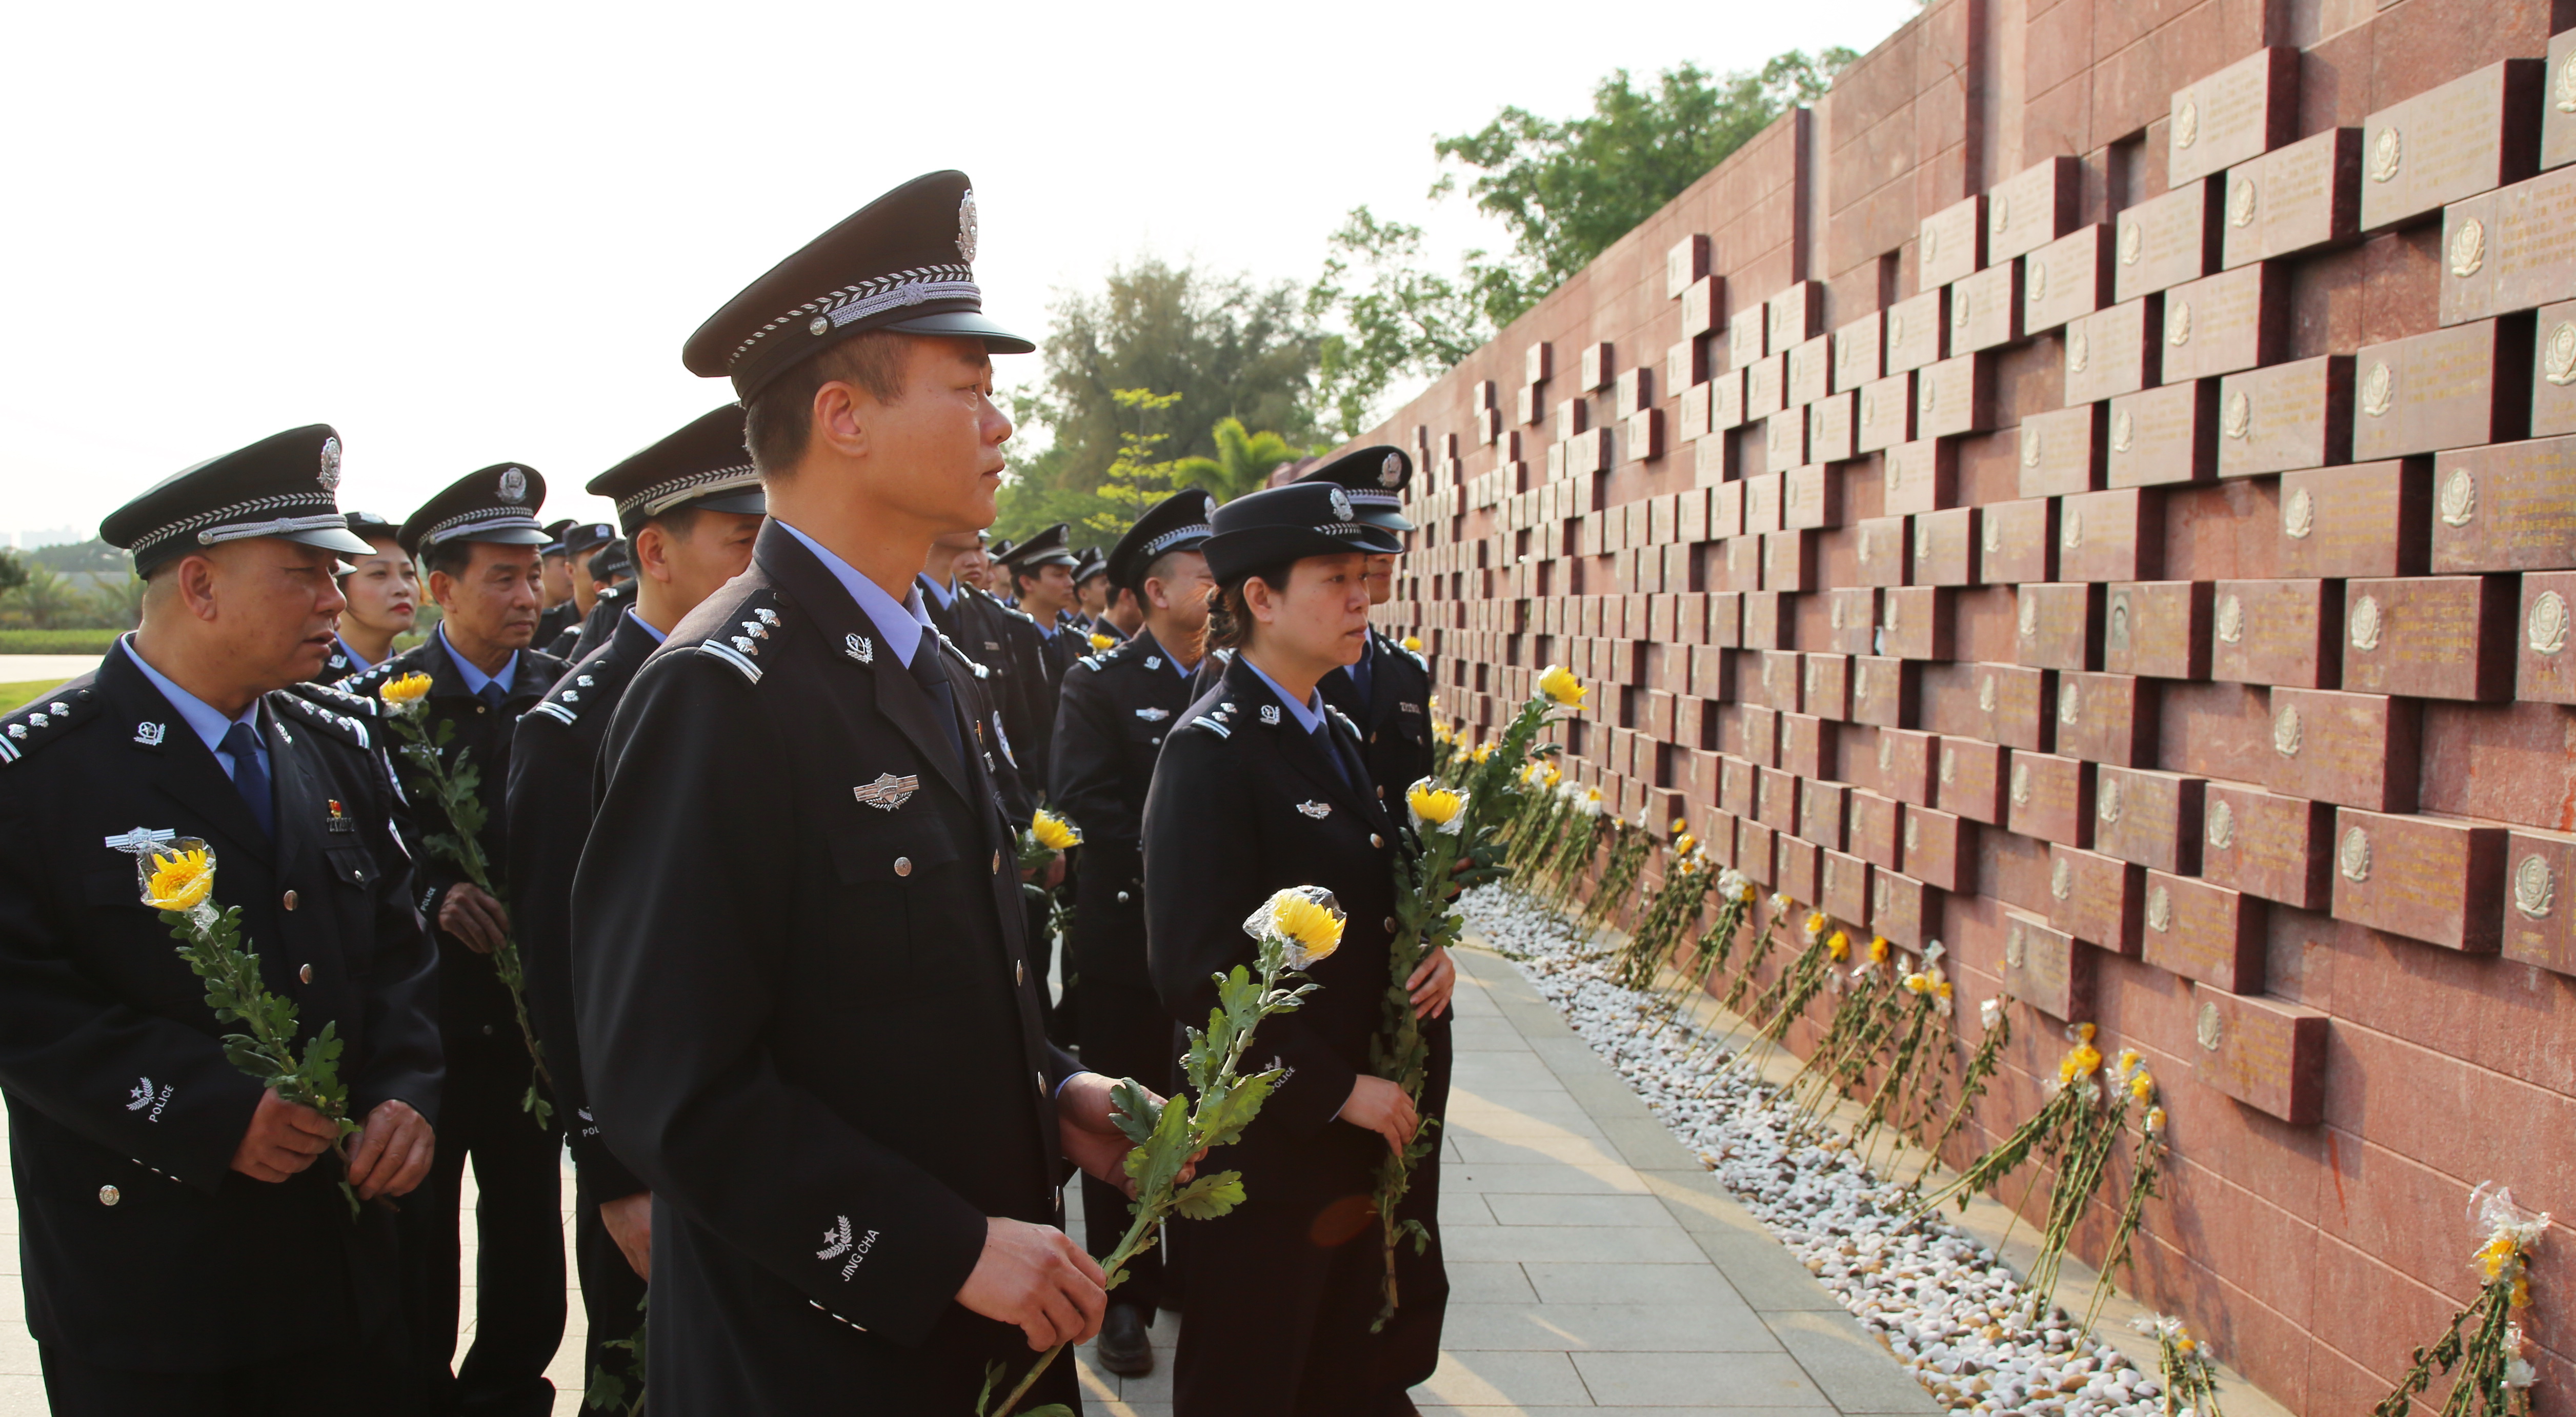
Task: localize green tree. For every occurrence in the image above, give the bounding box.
[0,548,26,597]
[1172,417,1307,503]
[1086,389,1192,541]
[1306,48,1857,428]
[1,564,90,629]
[996,258,1322,539]
[82,573,146,630]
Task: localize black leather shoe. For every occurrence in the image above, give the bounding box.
[1095,1302,1154,1377]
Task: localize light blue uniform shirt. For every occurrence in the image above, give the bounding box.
[118,635,266,783]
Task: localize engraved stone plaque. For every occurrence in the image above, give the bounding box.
[1880,587,1954,662]
[1763,407,1806,474]
[1999,910,2089,1020]
[1920,192,1985,290]
[1917,353,1991,439]
[1805,645,1857,715]
[1720,754,1757,819]
[1721,535,1763,594]
[2058,488,2161,583]
[2092,765,2205,875]
[2048,843,2143,956]
[1851,653,1918,726]
[1902,803,1975,893]
[1853,370,1911,452]
[1836,311,1885,391]
[2500,828,2576,975]
[2351,319,2525,461]
[2160,265,2284,384]
[1875,869,1940,949]
[1769,281,1823,352]
[1937,736,2007,825]
[2144,870,2266,993]
[2017,581,2102,673]
[1929,662,2050,751]
[1758,648,1804,713]
[1736,817,1777,886]
[1787,333,1834,409]
[1743,472,1784,536]
[1743,591,1793,651]
[2202,782,2333,909]
[1782,467,1838,533]
[1806,781,1853,852]
[1820,846,1869,923]
[1746,352,1787,422]
[2223,126,2363,269]
[1682,271,1722,337]
[2103,580,2212,680]
[2169,48,2300,187]
[2359,58,2543,233]
[1757,764,1799,831]
[2531,299,2576,436]
[2331,807,2507,952]
[2218,355,2353,478]
[2210,578,2341,689]
[2064,297,2159,406]
[1740,703,1780,767]
[1774,833,1820,905]
[2023,223,2112,335]
[1728,306,1768,373]
[2429,433,2576,571]
[1710,590,1745,648]
[1912,504,1978,585]
[1884,288,1947,375]
[2453,166,2576,324]
[1855,514,1911,588]
[2191,983,2328,1124]
[1709,365,1747,432]
[2106,381,2218,487]
[2277,460,2429,579]
[2549,28,2576,173]
[2264,686,2420,813]
[2017,404,2105,498]
[1882,438,1957,517]
[1880,727,1938,807]
[2115,180,2219,303]
[1781,712,1839,781]
[2055,671,2157,766]
[2514,571,2576,702]
[1981,497,2057,586]
[2339,574,2514,700]
[1990,156,2082,262]
[2007,749,2092,847]
[1849,788,1902,869]
[1951,259,2022,353]
[1808,390,1857,464]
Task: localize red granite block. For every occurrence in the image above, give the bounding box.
[2262,686,2421,814]
[2092,764,2205,875]
[2048,842,2144,956]
[2000,908,2092,1020]
[2329,807,2507,952]
[2143,870,2266,993]
[2190,984,2328,1124]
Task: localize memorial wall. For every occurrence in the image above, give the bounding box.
[1370,0,2576,1406]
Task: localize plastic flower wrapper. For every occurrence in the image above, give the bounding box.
[1405,780,1468,837]
[2372,1182,2552,1415]
[980,886,1331,1417]
[379,673,555,1127]
[1018,806,1082,878]
[130,839,365,1216]
[2134,1313,2225,1416]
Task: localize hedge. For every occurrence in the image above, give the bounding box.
[0,629,121,654]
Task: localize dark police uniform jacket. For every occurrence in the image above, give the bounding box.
[1140,654,1448,1411]
[556,583,630,663]
[1319,628,1435,808]
[534,600,579,652]
[989,598,1062,799]
[0,647,442,1370]
[503,611,655,1204]
[572,522,1083,1414]
[1048,630,1199,993]
[339,634,567,1066]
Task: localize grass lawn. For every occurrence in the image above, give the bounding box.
[0,681,61,715]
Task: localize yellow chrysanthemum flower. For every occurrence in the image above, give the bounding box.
[1935,980,1953,999]
[1536,663,1587,709]
[1470,740,1496,764]
[1272,890,1344,965]
[1542,763,1561,787]
[1805,910,1829,936]
[1400,636,1423,653]
[143,846,216,912]
[1902,971,1931,995]
[2072,1022,2099,1044]
[1088,632,1114,652]
[1585,787,1602,803]
[1030,809,1081,852]
[2129,1071,2156,1102]
[2145,1105,2167,1135]
[379,672,433,707]
[1827,931,1850,961]
[1406,781,1465,830]
[1868,936,1890,963]
[1669,817,1688,834]
[1673,834,1696,857]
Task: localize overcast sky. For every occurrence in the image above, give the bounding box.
[0,0,1918,547]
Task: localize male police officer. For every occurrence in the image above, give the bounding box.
[1301,448,1434,802]
[574,170,1150,1413]
[339,465,569,1416]
[1,426,442,1414]
[1070,545,1120,642]
[534,520,580,649]
[1044,488,1216,1375]
[507,404,766,1397]
[555,537,635,661]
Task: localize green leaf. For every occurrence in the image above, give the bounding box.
[1107,1078,1162,1147]
[1191,1070,1277,1150]
[1170,1170,1246,1220]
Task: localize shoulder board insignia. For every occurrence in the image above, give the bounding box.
[527,701,577,726]
[697,639,764,684]
[1399,643,1428,671]
[1191,715,1232,739]
[0,686,93,766]
[272,690,372,750]
[293,679,380,719]
[1077,655,1103,672]
[1327,706,1360,735]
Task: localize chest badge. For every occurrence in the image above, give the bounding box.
[1399,701,1422,716]
[1143,656,1162,670]
[1296,800,1332,819]
[133,721,167,746]
[326,799,356,833]
[1259,704,1281,726]
[1135,707,1170,721]
[846,634,874,664]
[854,773,920,811]
[102,825,177,855]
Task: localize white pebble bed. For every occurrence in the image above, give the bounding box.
[1463,884,2170,1417]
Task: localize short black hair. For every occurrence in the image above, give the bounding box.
[743,332,910,476]
[421,539,475,581]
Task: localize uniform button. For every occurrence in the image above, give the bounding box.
[1384,917,1397,932]
[1377,784,1386,798]
[1117,890,1131,904]
[1016,960,1026,986]
[298,963,313,984]
[98,1185,119,1206]
[1371,732,1381,743]
[894,857,912,877]
[1371,834,1385,849]
[992,851,1001,874]
[476,705,488,715]
[281,890,299,911]
[1034,1070,1046,1095]
[482,1024,496,1036]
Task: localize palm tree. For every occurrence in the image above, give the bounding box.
[1171,418,1306,504]
[1,564,86,629]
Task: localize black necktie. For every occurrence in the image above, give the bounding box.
[219,721,275,840]
[1312,722,1360,795]
[1349,650,1374,704]
[909,636,970,780]
[478,680,507,713]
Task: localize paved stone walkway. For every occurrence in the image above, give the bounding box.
[0,944,1937,1414]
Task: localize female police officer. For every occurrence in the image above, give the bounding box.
[1141,480,1454,1416]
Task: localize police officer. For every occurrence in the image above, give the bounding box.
[574,169,1153,1412]
[562,521,616,620]
[319,509,419,680]
[0,426,442,1414]
[1045,489,1216,1374]
[1141,480,1455,1417]
[533,520,580,649]
[1070,544,1121,642]
[506,403,766,1398]
[555,537,634,661]
[1300,448,1435,803]
[339,464,569,1416]
[993,523,1084,789]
